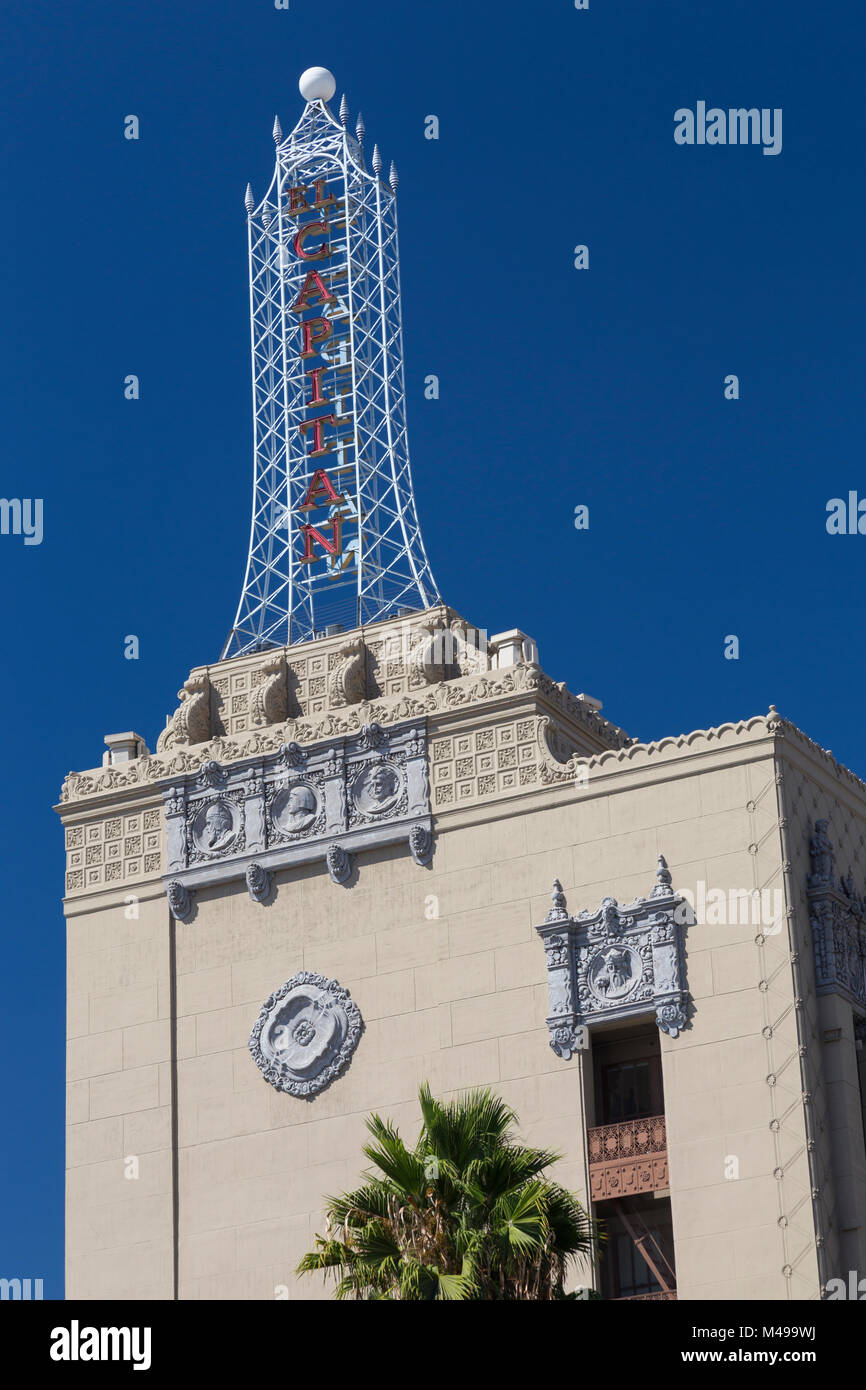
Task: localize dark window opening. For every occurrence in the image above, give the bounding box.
[598,1196,676,1300]
[593,1026,663,1126]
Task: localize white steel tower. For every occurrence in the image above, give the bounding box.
[222,66,441,657]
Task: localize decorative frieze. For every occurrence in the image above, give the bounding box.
[536,858,689,1056]
[159,717,432,917]
[808,819,866,1013]
[59,652,629,806]
[431,717,540,807]
[249,972,363,1098]
[64,807,162,896]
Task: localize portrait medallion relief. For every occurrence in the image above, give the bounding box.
[190,797,240,856]
[160,717,433,910]
[537,859,690,1053]
[352,759,403,816]
[587,945,641,1003]
[249,971,363,1098]
[271,781,319,836]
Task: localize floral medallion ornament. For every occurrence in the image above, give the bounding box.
[249,972,363,1098]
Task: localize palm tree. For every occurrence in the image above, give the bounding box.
[297,1083,598,1299]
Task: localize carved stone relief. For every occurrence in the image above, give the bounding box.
[60,656,631,806]
[535,857,690,1057]
[159,716,432,917]
[63,807,162,895]
[250,652,288,727]
[808,819,866,1013]
[328,638,367,707]
[249,972,363,1098]
[156,674,211,753]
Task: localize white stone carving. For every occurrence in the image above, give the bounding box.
[249,972,363,1097]
[536,858,689,1056]
[158,716,432,907]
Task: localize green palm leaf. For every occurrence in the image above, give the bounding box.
[298,1083,598,1300]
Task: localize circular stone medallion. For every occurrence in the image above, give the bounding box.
[352,760,403,816]
[271,781,319,836]
[191,797,240,855]
[587,945,641,1004]
[249,972,362,1098]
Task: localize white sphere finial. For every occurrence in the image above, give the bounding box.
[299,67,336,103]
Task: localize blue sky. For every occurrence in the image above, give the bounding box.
[1,0,863,1295]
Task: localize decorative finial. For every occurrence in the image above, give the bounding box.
[767,704,782,728]
[545,879,569,922]
[339,93,350,127]
[244,183,255,214]
[299,66,336,103]
[273,115,283,144]
[372,143,383,175]
[355,112,365,144]
[389,161,399,193]
[656,855,672,890]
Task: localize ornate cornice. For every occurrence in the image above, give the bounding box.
[536,711,778,786]
[58,659,628,807]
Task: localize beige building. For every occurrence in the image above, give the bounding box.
[59,64,866,1304]
[58,605,866,1300]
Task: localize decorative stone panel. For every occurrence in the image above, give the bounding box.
[160,717,432,919]
[64,807,162,896]
[808,819,866,1013]
[431,717,540,807]
[59,650,630,807]
[249,972,362,1098]
[535,857,689,1056]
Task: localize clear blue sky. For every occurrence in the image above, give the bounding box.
[1,0,863,1296]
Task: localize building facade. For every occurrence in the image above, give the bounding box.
[59,68,866,1301]
[58,607,866,1299]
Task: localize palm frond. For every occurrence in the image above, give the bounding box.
[298,1082,600,1300]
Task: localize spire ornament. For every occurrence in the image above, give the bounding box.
[546,879,569,921]
[222,70,440,655]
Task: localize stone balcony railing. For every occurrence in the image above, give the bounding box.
[588,1113,669,1201]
